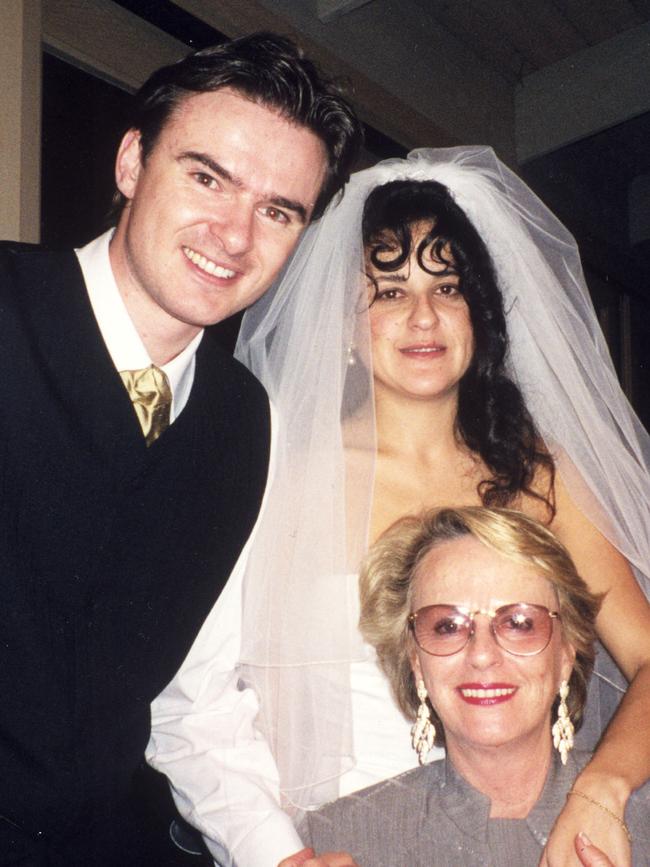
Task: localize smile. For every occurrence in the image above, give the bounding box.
[458,685,517,705]
[183,247,236,279]
[399,344,445,356]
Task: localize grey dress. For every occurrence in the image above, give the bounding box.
[300,751,650,866]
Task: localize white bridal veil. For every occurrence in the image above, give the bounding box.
[234,146,650,812]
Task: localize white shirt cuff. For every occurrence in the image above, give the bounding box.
[204,811,304,867]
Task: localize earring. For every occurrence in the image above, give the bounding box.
[346,344,357,367]
[552,679,574,765]
[411,679,436,765]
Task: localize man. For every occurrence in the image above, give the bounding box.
[0,33,361,866]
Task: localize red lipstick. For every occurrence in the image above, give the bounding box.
[457,683,517,706]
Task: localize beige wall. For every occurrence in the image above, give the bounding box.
[0,0,186,243]
[0,0,42,242]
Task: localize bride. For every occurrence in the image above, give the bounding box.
[149,147,650,867]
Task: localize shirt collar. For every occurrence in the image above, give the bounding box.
[75,229,203,419]
[432,749,584,847]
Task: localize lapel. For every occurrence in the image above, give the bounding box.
[433,757,492,842]
[432,751,591,850]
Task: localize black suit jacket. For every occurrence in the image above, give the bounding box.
[0,243,271,865]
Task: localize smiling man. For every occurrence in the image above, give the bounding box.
[0,33,361,867]
[111,86,329,364]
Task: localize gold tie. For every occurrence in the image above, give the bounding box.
[119,365,172,446]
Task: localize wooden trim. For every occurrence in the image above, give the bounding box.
[43,0,188,92]
[516,22,650,161]
[316,0,373,23]
[0,0,42,242]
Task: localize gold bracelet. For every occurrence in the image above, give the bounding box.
[567,789,632,843]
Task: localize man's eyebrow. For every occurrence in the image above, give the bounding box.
[267,196,307,225]
[179,151,308,224]
[179,151,239,184]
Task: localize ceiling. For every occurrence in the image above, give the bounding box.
[408,0,650,82]
[116,0,650,79]
[111,1,650,282]
[113,1,650,162]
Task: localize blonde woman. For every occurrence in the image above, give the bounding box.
[300,508,650,866]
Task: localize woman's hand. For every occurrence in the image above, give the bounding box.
[278,846,360,866]
[575,832,617,867]
[541,475,649,866]
[537,785,630,867]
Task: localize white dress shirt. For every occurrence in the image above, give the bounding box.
[147,412,441,867]
[75,230,203,420]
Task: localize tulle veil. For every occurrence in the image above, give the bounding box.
[234,146,650,812]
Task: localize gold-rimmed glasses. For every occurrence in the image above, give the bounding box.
[408,602,560,657]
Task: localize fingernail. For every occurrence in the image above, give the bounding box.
[577,831,592,849]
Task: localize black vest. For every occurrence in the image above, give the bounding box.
[0,244,270,864]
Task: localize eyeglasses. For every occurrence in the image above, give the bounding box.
[408,602,560,657]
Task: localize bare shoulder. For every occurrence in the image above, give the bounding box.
[525,455,650,678]
[516,452,644,601]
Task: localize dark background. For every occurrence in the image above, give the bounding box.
[40,1,649,426]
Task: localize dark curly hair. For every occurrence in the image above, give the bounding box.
[112,32,363,221]
[362,179,555,515]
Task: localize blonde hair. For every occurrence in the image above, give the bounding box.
[359,507,602,745]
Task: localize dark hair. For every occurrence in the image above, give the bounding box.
[113,32,362,220]
[362,179,555,514]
